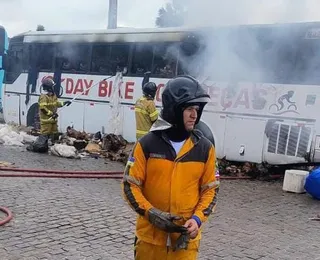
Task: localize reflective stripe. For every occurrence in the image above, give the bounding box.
[39,102,60,106]
[149,110,159,118]
[123,175,142,187]
[136,130,149,135]
[42,110,53,116]
[41,118,57,123]
[200,180,220,193]
[135,107,149,115]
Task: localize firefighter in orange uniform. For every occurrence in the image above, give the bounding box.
[122,75,218,260]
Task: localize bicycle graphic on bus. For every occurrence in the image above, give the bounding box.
[269,90,299,115]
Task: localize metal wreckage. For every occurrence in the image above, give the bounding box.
[25,125,134,162]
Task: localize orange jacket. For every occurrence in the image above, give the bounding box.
[122,118,218,247]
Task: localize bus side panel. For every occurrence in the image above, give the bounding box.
[59,101,85,132]
[201,111,226,159]
[223,116,266,163]
[311,135,320,162]
[83,102,113,135]
[3,93,20,124]
[122,105,137,142]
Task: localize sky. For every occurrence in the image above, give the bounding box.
[1,0,320,37]
[0,0,166,37]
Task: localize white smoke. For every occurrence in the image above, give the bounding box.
[164,0,320,84]
[181,0,317,27]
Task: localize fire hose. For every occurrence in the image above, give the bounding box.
[48,71,125,121]
[0,166,283,179]
[0,207,13,226]
[0,167,123,179]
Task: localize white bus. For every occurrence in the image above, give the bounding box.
[3,22,320,165]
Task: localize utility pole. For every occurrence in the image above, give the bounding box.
[108,0,118,29]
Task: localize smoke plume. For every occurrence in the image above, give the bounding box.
[167,0,320,85]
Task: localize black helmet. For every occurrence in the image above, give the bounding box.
[143,82,157,99]
[195,120,215,146]
[161,75,210,125]
[42,77,55,92]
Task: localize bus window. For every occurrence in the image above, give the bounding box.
[273,44,297,84]
[91,44,112,74]
[294,41,320,85]
[36,44,55,71]
[152,43,178,78]
[131,43,153,75]
[56,44,90,73]
[5,43,26,83]
[109,44,129,74]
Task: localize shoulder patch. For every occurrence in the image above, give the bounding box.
[126,156,135,166]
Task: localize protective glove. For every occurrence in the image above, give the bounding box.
[52,112,59,119]
[64,101,72,106]
[173,232,190,251]
[147,208,188,234]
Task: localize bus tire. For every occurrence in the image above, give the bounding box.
[27,103,40,130]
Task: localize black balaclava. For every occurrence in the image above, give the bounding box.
[160,75,211,142]
[164,102,203,142]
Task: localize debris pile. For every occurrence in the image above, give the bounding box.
[66,126,91,141]
[26,135,49,153]
[0,124,37,146]
[100,134,133,163]
[54,126,134,163]
[217,157,272,179]
[50,144,80,159]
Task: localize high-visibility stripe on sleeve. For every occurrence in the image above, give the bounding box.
[135,107,149,115]
[123,175,142,187]
[149,110,159,118]
[200,180,220,193]
[136,130,149,135]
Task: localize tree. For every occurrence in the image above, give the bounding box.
[36,25,45,31]
[155,0,186,28]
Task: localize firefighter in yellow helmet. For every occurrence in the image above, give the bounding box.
[38,78,71,142]
[134,80,159,140]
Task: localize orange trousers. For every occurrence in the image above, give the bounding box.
[134,237,200,260]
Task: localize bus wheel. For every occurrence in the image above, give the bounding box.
[27,103,40,130]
